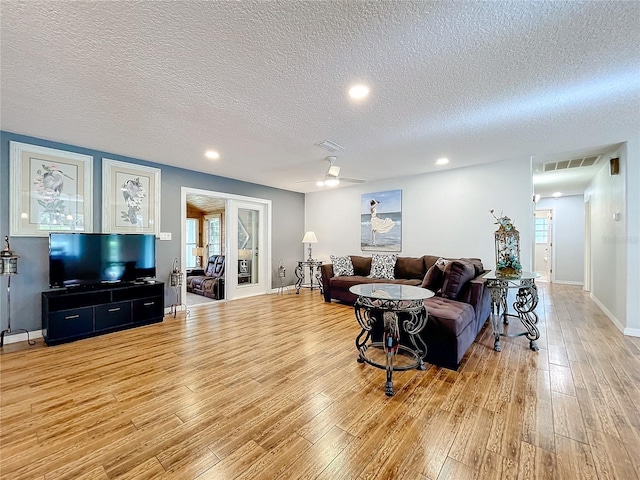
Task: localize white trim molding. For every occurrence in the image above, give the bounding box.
[623,328,640,338]
[2,330,43,345]
[590,293,624,334]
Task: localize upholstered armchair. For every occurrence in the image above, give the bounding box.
[186,255,225,299]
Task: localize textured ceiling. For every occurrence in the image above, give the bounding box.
[1,1,639,195]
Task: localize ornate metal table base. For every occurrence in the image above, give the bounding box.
[294,260,323,294]
[486,273,540,352]
[352,285,432,397]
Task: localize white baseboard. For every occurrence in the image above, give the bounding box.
[590,293,625,334]
[623,327,640,337]
[1,330,43,345]
[553,280,584,286]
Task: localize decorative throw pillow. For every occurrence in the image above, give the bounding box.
[421,264,444,292]
[330,255,354,277]
[368,254,397,279]
[435,257,449,268]
[440,260,476,300]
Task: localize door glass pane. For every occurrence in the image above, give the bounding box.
[186,218,199,268]
[238,208,259,285]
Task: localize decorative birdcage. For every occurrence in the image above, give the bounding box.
[491,210,522,278]
[169,257,183,287]
[1,236,19,275]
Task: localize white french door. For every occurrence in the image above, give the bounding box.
[226,199,270,300]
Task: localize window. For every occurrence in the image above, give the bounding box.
[186,218,199,268]
[207,215,222,256]
[535,217,548,244]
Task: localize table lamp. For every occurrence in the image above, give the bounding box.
[301,231,318,261]
[192,247,204,267]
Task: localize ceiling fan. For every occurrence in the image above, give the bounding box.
[316,156,365,187]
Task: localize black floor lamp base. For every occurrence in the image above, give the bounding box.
[0,328,36,348]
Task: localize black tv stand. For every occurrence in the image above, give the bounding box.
[42,282,164,346]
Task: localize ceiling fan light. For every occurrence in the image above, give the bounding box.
[324,177,340,187]
[316,180,325,187]
[328,165,341,177]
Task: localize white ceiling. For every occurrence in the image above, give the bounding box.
[1,1,639,194]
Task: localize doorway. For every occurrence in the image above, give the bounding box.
[534,209,553,282]
[181,187,272,306]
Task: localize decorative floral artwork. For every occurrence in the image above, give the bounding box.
[102,159,161,235]
[34,164,74,218]
[120,177,147,225]
[10,142,93,236]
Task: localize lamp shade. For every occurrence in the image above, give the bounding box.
[301,231,318,244]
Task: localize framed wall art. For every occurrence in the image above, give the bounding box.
[102,159,161,236]
[9,141,93,237]
[361,189,402,252]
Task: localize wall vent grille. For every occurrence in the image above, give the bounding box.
[543,155,600,172]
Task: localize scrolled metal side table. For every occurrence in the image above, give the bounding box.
[294,260,323,294]
[349,283,434,396]
[485,271,540,352]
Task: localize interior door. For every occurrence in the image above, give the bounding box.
[227,200,270,299]
[534,209,553,281]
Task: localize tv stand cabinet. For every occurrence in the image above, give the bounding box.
[42,282,164,346]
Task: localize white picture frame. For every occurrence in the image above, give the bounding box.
[102,159,161,236]
[10,141,93,237]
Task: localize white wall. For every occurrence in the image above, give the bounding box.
[305,157,533,272]
[622,139,640,335]
[537,196,585,285]
[585,147,627,331]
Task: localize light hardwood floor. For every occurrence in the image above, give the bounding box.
[1,283,639,480]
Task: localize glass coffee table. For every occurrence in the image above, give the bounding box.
[349,283,434,396]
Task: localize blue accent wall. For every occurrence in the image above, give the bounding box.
[0,131,305,333]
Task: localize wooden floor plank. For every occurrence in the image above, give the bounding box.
[1,283,639,479]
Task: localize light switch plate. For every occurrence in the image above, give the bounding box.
[159,232,172,241]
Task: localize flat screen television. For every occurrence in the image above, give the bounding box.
[49,233,156,288]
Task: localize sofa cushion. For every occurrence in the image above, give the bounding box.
[421,264,444,292]
[395,256,428,280]
[350,256,372,276]
[330,255,354,276]
[368,254,397,279]
[440,259,476,300]
[330,275,421,292]
[424,297,475,337]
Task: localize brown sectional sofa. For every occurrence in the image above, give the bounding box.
[320,255,491,370]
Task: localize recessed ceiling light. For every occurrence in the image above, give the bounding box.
[348,84,370,100]
[205,150,220,160]
[552,191,562,198]
[436,158,449,165]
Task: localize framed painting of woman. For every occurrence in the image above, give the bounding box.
[361,189,402,252]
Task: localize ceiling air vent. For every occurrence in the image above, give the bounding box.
[314,140,345,153]
[542,155,601,172]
